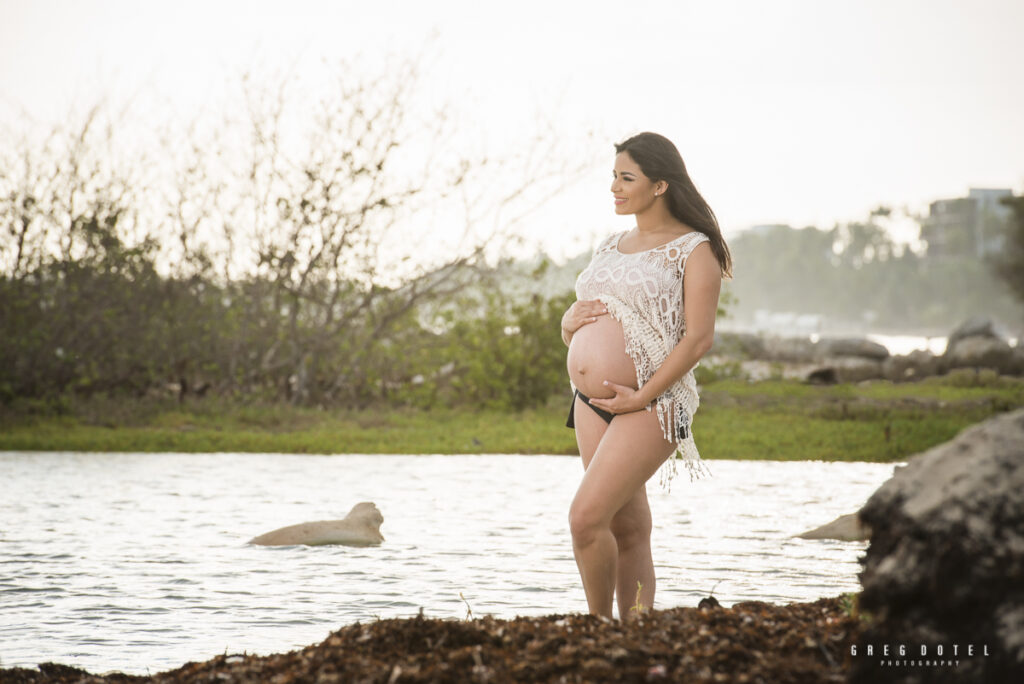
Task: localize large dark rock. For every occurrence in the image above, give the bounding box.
[805,356,885,384]
[947,316,999,349]
[761,334,818,362]
[943,335,1017,374]
[816,337,890,361]
[882,349,940,382]
[851,407,1024,683]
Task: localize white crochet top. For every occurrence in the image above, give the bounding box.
[573,228,714,489]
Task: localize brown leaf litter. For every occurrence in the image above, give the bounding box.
[2,594,862,683]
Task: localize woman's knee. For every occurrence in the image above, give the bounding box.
[609,490,652,549]
[568,499,609,545]
[610,517,652,551]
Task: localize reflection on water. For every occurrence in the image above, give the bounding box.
[0,452,897,674]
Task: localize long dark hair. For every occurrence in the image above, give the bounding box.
[614,132,733,279]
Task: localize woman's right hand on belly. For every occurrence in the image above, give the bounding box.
[561,299,608,339]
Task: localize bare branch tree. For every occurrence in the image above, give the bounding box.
[1,42,601,406]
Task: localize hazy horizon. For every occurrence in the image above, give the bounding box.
[2,0,1022,263]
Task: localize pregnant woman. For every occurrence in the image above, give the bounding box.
[561,132,733,621]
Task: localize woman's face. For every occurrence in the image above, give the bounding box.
[610,151,663,215]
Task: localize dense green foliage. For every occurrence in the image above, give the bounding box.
[0,70,584,410]
[438,290,577,410]
[0,250,577,409]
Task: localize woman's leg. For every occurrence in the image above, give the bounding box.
[610,484,654,622]
[572,395,656,621]
[569,404,676,620]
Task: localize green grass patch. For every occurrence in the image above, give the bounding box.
[2,373,1022,461]
[0,397,579,456]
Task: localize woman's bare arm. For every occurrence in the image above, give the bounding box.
[635,242,721,403]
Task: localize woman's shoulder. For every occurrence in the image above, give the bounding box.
[681,230,710,249]
[672,229,710,250]
[664,230,711,275]
[654,228,706,253]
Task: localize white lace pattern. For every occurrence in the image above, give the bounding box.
[573,228,714,490]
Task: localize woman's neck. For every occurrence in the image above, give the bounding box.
[634,202,681,235]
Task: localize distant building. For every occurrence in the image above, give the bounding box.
[920,188,1013,258]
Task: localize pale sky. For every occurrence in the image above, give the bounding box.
[2,0,1022,262]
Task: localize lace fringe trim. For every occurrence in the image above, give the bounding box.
[658,434,714,493]
[596,295,712,490]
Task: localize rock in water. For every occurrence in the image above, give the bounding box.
[249,501,385,546]
[851,408,1024,683]
[796,512,871,541]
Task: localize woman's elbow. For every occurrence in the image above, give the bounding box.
[687,331,714,355]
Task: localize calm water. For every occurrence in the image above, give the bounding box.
[0,452,897,675]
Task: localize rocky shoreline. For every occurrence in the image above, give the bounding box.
[2,594,863,683]
[711,316,1024,384]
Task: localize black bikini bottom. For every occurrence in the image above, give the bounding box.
[565,388,691,439]
[565,389,614,428]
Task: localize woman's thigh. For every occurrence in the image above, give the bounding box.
[571,405,676,528]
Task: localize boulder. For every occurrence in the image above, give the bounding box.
[816,337,890,361]
[882,349,940,382]
[795,512,871,541]
[806,366,839,385]
[850,407,1024,683]
[730,359,823,383]
[761,334,818,363]
[805,356,884,384]
[947,316,998,349]
[249,502,385,547]
[943,335,1016,374]
[1014,346,1024,375]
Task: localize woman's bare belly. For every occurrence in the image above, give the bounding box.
[566,313,639,399]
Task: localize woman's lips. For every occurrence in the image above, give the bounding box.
[614,198,627,205]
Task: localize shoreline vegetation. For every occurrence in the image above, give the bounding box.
[1,594,864,683]
[2,374,1022,460]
